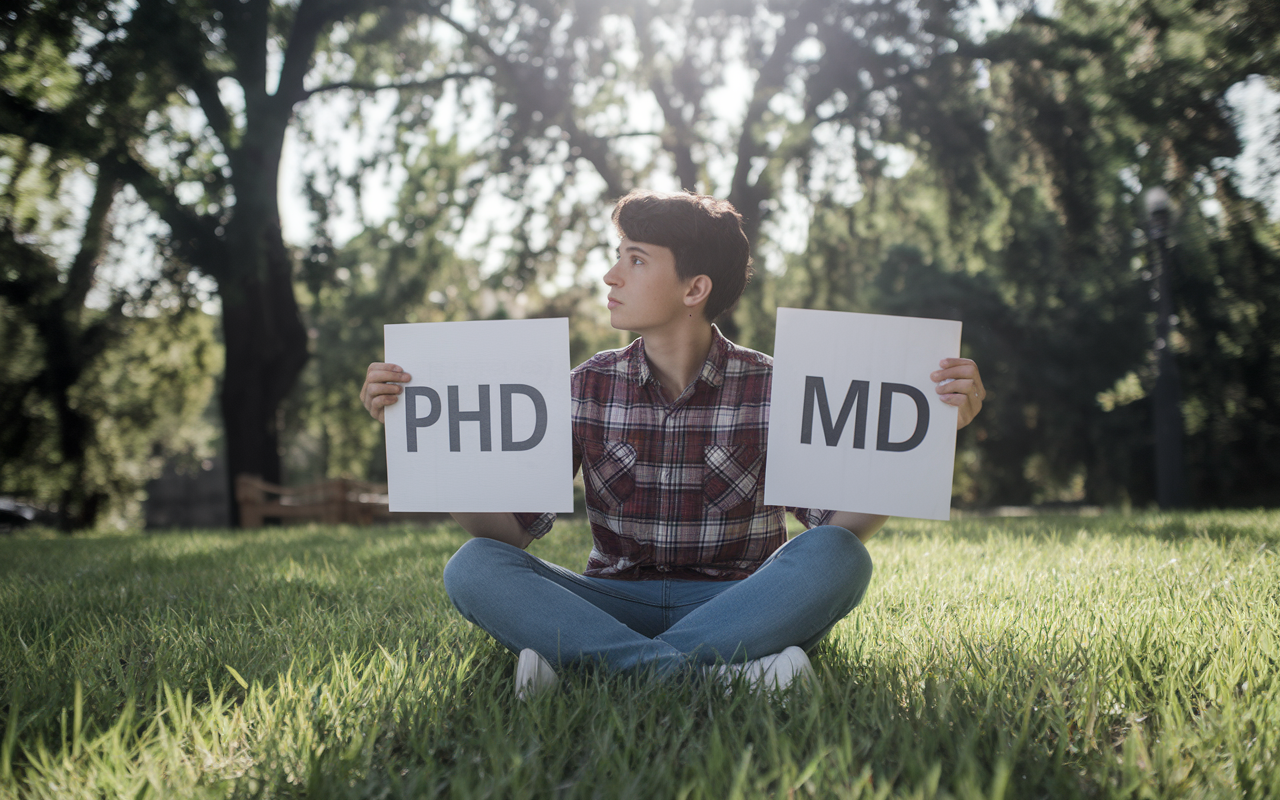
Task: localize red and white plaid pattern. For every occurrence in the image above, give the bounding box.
[516,327,832,581]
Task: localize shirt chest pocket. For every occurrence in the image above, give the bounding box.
[585,440,637,511]
[703,444,763,514]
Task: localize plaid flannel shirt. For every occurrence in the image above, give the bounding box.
[515,326,833,581]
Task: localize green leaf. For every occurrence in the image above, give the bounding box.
[225,665,249,690]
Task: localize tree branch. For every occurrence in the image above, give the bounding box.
[63,159,121,316]
[188,67,236,151]
[0,93,102,156]
[633,7,701,192]
[431,8,628,196]
[111,151,228,280]
[560,117,628,199]
[303,70,486,100]
[602,131,663,140]
[729,11,810,228]
[133,0,237,150]
[276,0,336,106]
[217,0,270,106]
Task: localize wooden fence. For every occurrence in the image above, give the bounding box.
[235,475,392,527]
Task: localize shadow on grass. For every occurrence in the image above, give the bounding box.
[5,599,1265,798]
[239,640,1131,799]
[3,512,1273,798]
[0,524,474,742]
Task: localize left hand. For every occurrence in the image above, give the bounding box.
[932,357,985,430]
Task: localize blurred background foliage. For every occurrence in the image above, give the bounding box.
[1,0,1278,529]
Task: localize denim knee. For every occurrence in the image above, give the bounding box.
[442,537,515,613]
[797,525,874,609]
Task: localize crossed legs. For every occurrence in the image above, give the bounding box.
[442,525,873,677]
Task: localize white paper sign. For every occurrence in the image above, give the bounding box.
[764,308,962,521]
[383,319,573,513]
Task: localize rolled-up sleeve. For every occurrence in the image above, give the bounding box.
[512,512,556,539]
[791,507,836,529]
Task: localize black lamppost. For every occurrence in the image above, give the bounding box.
[1143,187,1187,508]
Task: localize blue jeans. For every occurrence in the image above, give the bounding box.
[443,525,873,676]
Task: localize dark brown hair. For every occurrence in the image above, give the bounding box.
[611,190,753,322]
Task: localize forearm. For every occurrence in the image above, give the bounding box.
[450,512,534,549]
[827,511,889,542]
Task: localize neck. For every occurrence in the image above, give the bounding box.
[641,317,715,402]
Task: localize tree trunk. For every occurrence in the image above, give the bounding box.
[219,231,309,525]
[52,165,120,530]
[220,124,310,525]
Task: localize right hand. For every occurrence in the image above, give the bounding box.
[361,362,412,423]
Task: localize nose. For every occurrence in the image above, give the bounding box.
[603,260,620,286]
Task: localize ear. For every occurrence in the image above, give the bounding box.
[683,274,713,310]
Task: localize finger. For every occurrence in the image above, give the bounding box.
[937,380,984,407]
[934,378,976,396]
[366,383,405,400]
[931,364,978,383]
[367,379,407,393]
[935,375,984,402]
[366,369,412,385]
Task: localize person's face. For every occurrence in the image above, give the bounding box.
[603,237,694,333]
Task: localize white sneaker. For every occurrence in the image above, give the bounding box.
[515,648,558,701]
[706,646,816,694]
[759,646,817,692]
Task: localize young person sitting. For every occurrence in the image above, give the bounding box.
[360,190,986,699]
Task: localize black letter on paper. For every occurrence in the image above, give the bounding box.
[500,384,547,452]
[876,383,929,452]
[448,385,492,452]
[405,387,441,453]
[801,376,870,448]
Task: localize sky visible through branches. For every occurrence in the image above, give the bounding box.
[43,1,1280,311]
[274,10,1280,298]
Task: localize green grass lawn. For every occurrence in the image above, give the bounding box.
[2,511,1279,798]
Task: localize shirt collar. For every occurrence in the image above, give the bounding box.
[629,325,728,390]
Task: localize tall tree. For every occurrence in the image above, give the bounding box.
[2,0,483,523]
[1,7,219,528]
[968,0,1280,505]
[0,147,221,528]
[774,0,1280,505]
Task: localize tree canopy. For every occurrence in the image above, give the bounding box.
[2,0,1278,526]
